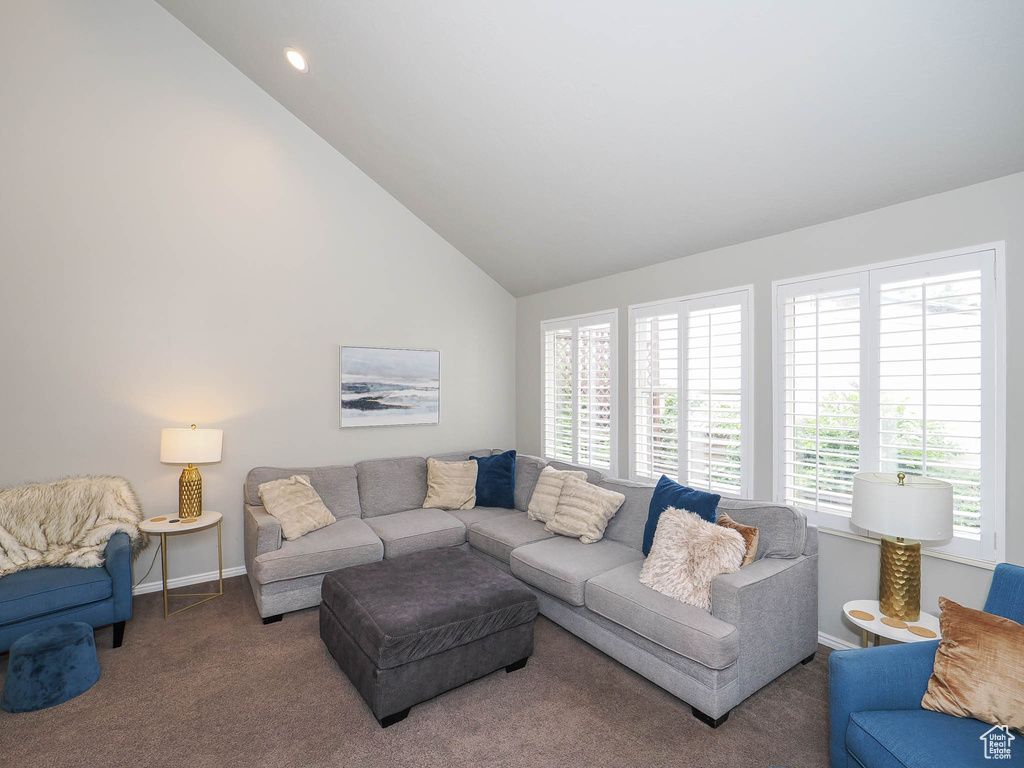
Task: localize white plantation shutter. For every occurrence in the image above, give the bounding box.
[687,304,744,495]
[577,319,614,469]
[633,310,681,480]
[774,247,1002,562]
[780,282,861,514]
[541,311,617,470]
[630,288,751,497]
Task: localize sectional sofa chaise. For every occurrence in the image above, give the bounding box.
[244,450,818,725]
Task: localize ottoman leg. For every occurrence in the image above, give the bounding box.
[378,707,411,728]
[505,657,529,673]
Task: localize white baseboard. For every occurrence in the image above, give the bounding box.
[133,565,247,596]
[818,630,859,651]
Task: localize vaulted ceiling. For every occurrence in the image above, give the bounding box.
[156,1,1024,296]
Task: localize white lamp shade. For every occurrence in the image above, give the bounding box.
[160,428,223,464]
[851,472,954,541]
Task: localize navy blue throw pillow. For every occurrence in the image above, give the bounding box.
[642,475,721,555]
[470,450,516,509]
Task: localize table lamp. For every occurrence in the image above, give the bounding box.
[160,425,223,518]
[851,471,953,622]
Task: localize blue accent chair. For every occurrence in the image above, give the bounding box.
[829,563,1024,768]
[0,532,133,653]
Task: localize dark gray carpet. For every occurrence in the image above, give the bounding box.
[1,576,831,767]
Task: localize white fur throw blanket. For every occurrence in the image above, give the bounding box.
[0,476,146,577]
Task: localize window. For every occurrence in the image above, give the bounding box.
[541,310,617,470]
[773,246,1004,562]
[630,287,752,497]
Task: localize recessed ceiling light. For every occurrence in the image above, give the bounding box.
[284,47,308,73]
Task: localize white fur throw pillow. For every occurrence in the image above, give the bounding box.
[639,507,746,610]
[422,458,478,511]
[546,476,626,544]
[258,475,336,541]
[527,466,588,523]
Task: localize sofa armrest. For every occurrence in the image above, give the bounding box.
[104,531,133,622]
[828,641,939,768]
[710,553,819,696]
[244,503,282,573]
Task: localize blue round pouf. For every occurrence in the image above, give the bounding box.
[2,622,100,712]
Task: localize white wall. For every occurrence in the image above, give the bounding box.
[0,1,515,590]
[517,172,1024,645]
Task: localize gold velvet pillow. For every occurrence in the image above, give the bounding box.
[422,458,477,511]
[258,475,336,541]
[716,512,759,566]
[921,597,1024,733]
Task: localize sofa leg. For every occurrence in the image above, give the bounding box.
[801,652,815,665]
[262,614,283,625]
[112,621,125,649]
[505,657,529,673]
[378,707,411,728]
[691,706,729,728]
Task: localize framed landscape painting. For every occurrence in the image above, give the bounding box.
[340,346,440,428]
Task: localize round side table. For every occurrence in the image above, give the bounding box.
[843,599,941,647]
[140,511,223,618]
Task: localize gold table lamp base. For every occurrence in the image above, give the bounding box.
[879,535,921,622]
[178,464,203,518]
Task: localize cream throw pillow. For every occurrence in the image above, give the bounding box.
[546,476,626,544]
[527,466,588,523]
[258,475,336,541]
[422,458,477,511]
[639,507,746,610]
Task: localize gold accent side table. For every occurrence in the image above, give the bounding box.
[842,599,940,648]
[140,511,223,618]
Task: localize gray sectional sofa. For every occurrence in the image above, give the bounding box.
[244,449,818,726]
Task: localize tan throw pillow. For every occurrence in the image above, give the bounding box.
[921,597,1024,732]
[716,511,759,566]
[527,466,588,523]
[639,507,745,610]
[422,458,477,511]
[545,476,626,544]
[258,475,336,541]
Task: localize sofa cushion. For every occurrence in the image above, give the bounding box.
[546,460,604,485]
[363,509,466,559]
[252,517,383,584]
[467,512,555,564]
[513,455,547,513]
[355,456,428,518]
[0,566,112,625]
[245,465,361,519]
[510,536,643,606]
[585,560,739,670]
[470,450,516,509]
[447,506,520,530]
[643,475,720,555]
[429,449,494,463]
[846,709,990,768]
[716,497,806,560]
[599,477,655,550]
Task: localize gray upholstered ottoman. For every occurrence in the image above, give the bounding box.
[319,547,539,727]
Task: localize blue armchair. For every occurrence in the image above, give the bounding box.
[0,532,134,653]
[830,563,1024,768]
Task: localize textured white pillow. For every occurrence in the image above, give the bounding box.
[258,475,336,541]
[422,458,478,511]
[639,507,745,610]
[546,476,626,544]
[527,466,588,523]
